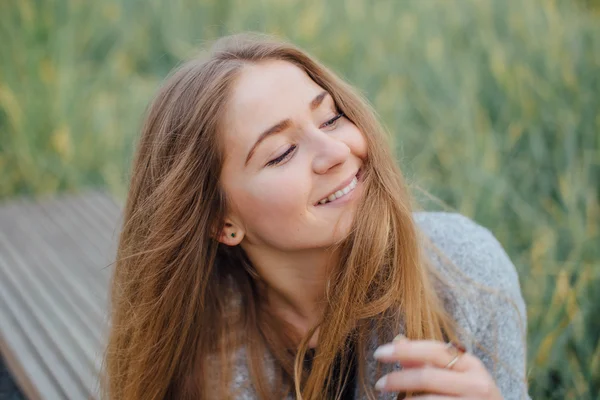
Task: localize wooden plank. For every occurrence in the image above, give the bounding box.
[36,198,112,278]
[75,192,122,237]
[10,219,105,349]
[13,198,110,308]
[0,264,88,399]
[89,192,123,218]
[0,231,96,399]
[47,193,117,258]
[0,296,55,400]
[55,193,120,277]
[0,191,120,399]
[11,195,113,343]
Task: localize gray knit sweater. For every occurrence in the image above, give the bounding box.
[229,212,531,399]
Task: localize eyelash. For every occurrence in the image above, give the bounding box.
[322,111,345,128]
[266,144,297,166]
[266,112,345,167]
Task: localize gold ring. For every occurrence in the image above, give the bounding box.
[444,341,466,370]
[445,354,461,369]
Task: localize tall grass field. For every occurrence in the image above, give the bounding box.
[1,0,599,397]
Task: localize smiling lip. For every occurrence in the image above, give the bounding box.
[314,169,361,206]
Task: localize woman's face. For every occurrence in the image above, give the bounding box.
[219,60,368,251]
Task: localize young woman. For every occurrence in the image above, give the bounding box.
[103,33,530,400]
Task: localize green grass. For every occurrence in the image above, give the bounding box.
[1,0,599,397]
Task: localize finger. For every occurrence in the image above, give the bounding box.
[396,359,424,369]
[374,366,475,395]
[374,340,472,371]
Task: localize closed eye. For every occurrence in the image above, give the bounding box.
[321,112,345,129]
[264,112,344,167]
[266,145,297,167]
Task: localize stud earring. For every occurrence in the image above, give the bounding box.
[230,233,236,238]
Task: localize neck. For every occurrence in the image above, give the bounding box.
[241,242,340,346]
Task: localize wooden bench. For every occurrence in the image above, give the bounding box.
[0,191,121,399]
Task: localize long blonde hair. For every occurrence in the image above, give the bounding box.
[102,33,462,400]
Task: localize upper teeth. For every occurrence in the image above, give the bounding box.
[318,177,358,204]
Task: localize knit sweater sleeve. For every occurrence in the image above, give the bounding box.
[414,212,531,400]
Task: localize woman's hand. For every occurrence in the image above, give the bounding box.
[373,335,503,399]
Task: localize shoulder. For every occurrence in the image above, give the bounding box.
[413,211,523,304]
[413,212,530,399]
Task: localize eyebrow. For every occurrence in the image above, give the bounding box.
[244,91,329,166]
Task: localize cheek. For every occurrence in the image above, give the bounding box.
[234,174,309,225]
[347,126,368,160]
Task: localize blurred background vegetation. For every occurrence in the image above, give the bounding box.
[1,0,599,398]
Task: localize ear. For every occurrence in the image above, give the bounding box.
[217,221,245,246]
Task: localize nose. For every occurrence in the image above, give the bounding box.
[310,131,351,175]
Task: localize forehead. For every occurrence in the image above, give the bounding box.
[224,60,325,136]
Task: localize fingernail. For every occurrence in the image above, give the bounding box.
[373,343,396,359]
[393,333,406,342]
[374,375,388,391]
